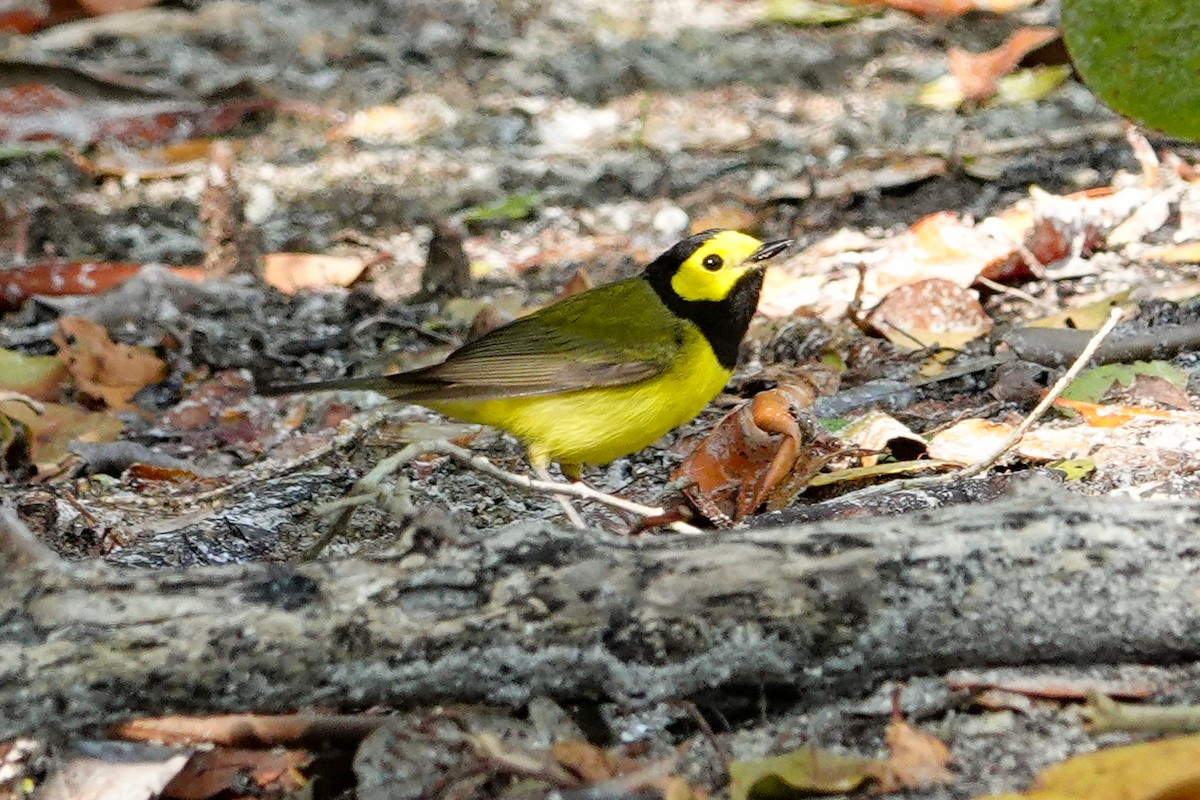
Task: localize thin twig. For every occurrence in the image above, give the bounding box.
[308,440,702,551]
[955,306,1122,480]
[975,275,1058,315]
[840,307,1123,499]
[678,701,730,779]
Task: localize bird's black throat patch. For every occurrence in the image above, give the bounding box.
[642,266,764,370]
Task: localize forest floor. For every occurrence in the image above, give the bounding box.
[4,0,1200,798]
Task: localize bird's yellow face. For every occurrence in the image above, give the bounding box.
[669,230,772,303]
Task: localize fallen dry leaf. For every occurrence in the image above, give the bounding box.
[332,94,459,143]
[1142,241,1200,264]
[925,418,1094,464]
[0,348,66,401]
[0,83,270,146]
[262,253,367,295]
[836,409,927,466]
[728,744,880,800]
[1052,398,1200,428]
[946,672,1158,702]
[980,735,1200,800]
[53,316,166,409]
[160,747,310,800]
[864,212,1014,301]
[0,399,122,470]
[76,0,160,14]
[947,27,1059,102]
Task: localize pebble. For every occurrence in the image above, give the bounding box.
[652,204,689,237]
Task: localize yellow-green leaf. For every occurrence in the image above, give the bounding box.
[990,65,1072,106]
[0,347,66,401]
[729,745,880,800]
[762,0,870,26]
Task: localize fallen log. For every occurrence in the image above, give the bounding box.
[2,478,1198,739]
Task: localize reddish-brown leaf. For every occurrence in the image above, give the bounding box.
[0,83,272,146]
[0,261,205,310]
[160,748,310,800]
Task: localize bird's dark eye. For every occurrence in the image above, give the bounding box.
[702,254,723,271]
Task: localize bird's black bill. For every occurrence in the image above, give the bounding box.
[748,238,794,263]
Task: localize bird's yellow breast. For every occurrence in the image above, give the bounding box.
[426,324,730,468]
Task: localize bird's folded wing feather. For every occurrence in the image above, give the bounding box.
[391,281,678,402]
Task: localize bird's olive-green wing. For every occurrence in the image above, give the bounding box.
[390,278,685,402]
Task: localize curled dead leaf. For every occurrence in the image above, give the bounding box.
[673,366,840,525]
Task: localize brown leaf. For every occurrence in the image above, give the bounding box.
[82,139,226,179]
[75,0,159,14]
[53,316,166,409]
[867,212,1014,301]
[553,740,619,782]
[0,83,271,146]
[160,748,310,800]
[874,718,953,791]
[555,268,594,300]
[865,278,992,351]
[947,27,1060,101]
[0,400,122,470]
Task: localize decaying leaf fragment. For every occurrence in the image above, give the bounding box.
[673,366,840,526]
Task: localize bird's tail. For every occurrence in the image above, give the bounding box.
[259,374,412,397]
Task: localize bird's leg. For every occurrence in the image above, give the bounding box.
[532,462,587,530]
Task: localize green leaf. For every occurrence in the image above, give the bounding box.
[1062,0,1200,140]
[1062,360,1187,404]
[1048,457,1096,481]
[460,192,542,223]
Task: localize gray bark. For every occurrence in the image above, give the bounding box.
[3,478,1199,740]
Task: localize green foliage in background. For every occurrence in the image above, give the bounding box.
[1062,0,1200,140]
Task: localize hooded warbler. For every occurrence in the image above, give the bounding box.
[263,229,792,478]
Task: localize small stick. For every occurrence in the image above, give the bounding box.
[974,275,1058,315]
[842,307,1123,499]
[954,306,1121,480]
[310,440,702,546]
[1083,691,1200,735]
